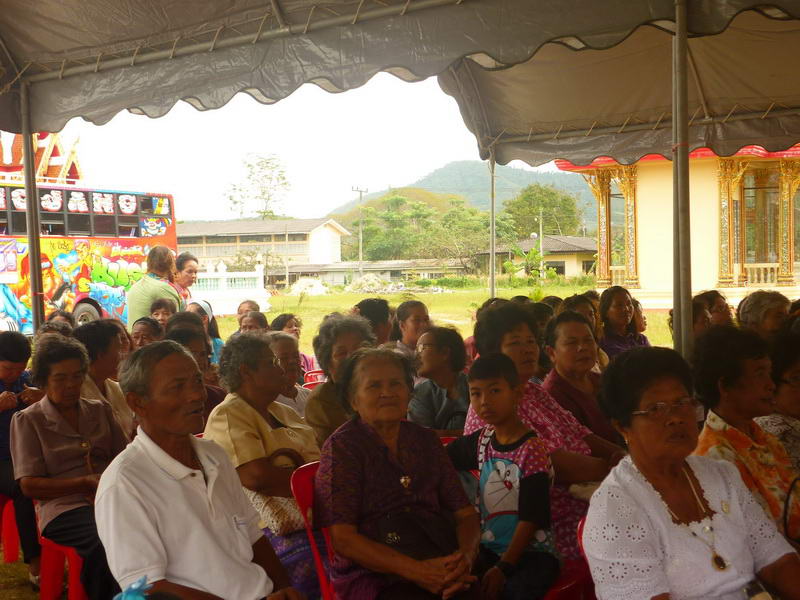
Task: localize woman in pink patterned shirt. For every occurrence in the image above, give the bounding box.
[463,303,625,559]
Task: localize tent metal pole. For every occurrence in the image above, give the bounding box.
[20,81,45,331]
[673,0,692,357]
[489,155,496,298]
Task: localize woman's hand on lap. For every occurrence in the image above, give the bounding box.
[0,391,17,411]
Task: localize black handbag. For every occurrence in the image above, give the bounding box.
[374,509,458,561]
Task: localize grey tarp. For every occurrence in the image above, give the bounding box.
[438,8,800,166]
[0,0,798,134]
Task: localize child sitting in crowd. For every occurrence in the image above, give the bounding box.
[447,354,559,600]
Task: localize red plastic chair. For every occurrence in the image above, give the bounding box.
[0,494,20,563]
[290,462,337,600]
[439,436,457,446]
[39,536,88,600]
[302,380,324,391]
[543,558,594,600]
[303,370,326,384]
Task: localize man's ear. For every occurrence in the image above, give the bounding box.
[126,392,146,417]
[545,345,556,363]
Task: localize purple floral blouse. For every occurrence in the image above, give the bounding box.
[314,417,470,599]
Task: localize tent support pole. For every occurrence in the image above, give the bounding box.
[489,154,496,298]
[673,0,692,357]
[20,81,45,331]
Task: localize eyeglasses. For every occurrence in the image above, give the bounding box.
[416,343,438,353]
[631,397,698,420]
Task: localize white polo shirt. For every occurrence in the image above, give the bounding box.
[95,428,272,599]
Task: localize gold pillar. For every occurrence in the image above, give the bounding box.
[613,165,640,288]
[717,158,748,287]
[585,170,612,287]
[778,159,800,286]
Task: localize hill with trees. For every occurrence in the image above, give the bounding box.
[329,160,598,232]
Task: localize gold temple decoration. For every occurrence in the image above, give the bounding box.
[584,169,613,287]
[778,160,800,286]
[612,165,640,288]
[717,158,748,287]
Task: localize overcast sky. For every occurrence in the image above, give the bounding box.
[58,74,552,222]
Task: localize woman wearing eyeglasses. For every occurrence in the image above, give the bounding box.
[693,326,800,544]
[756,333,800,474]
[584,346,800,600]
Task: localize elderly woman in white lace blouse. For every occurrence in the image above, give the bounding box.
[583,347,800,600]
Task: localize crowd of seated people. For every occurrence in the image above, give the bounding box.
[6,280,800,599]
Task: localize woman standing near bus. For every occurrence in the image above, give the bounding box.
[173,252,199,302]
[126,246,183,326]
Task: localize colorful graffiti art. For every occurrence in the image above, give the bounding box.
[0,237,170,334]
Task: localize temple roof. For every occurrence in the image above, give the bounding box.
[0,131,82,183]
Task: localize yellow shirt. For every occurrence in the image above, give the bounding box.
[204,392,320,534]
[81,376,134,440]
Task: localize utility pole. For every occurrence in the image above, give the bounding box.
[538,206,544,279]
[352,186,368,277]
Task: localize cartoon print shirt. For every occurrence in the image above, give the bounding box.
[448,427,556,557]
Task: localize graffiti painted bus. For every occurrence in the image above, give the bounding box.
[0,183,176,333]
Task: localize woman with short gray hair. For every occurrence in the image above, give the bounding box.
[737,290,790,340]
[304,313,377,445]
[203,333,323,597]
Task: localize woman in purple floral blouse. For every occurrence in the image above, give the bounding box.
[315,347,481,600]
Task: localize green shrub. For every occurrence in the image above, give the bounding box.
[414,279,434,287]
[434,276,474,289]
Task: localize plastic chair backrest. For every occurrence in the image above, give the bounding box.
[290,462,336,600]
[439,436,457,446]
[577,516,587,558]
[303,380,324,391]
[304,369,326,384]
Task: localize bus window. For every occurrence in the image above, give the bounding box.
[10,212,26,234]
[0,216,7,235]
[67,214,91,235]
[94,215,116,236]
[118,217,139,237]
[41,222,66,236]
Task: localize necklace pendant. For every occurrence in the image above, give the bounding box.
[721,501,730,514]
[400,476,411,489]
[712,553,728,571]
[702,525,711,533]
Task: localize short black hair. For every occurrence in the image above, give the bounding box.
[600,346,693,427]
[175,251,198,272]
[692,325,768,410]
[150,298,177,315]
[424,326,467,373]
[36,321,73,338]
[46,309,76,327]
[545,311,595,348]
[694,290,726,311]
[355,298,390,327]
[271,313,301,332]
[560,294,595,314]
[474,303,538,357]
[131,316,164,338]
[166,311,205,333]
[468,353,519,388]
[73,320,121,362]
[509,295,531,305]
[31,334,89,387]
[390,300,428,341]
[0,331,31,363]
[165,327,208,348]
[770,332,800,384]
[530,302,554,329]
[540,296,563,311]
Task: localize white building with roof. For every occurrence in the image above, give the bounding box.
[477,235,597,277]
[176,218,351,269]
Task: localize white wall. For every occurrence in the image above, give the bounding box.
[309,223,343,263]
[635,158,719,294]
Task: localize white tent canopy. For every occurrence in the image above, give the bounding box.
[438,9,800,166]
[1,0,799,349]
[0,0,797,133]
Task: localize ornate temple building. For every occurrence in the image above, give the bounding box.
[557,145,800,305]
[0,131,82,183]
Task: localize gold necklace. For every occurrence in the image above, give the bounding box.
[665,467,728,571]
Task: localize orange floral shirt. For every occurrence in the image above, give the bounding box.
[694,411,800,540]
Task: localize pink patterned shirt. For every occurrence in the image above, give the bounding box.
[464,381,592,559]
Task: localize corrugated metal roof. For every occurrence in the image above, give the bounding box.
[479,234,596,255]
[288,258,465,273]
[177,218,349,237]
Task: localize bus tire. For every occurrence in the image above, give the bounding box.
[73,302,100,325]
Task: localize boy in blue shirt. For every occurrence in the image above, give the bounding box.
[447,354,559,600]
[0,331,44,586]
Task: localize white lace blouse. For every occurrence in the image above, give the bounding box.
[583,455,794,600]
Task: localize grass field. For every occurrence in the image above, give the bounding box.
[217,285,674,351]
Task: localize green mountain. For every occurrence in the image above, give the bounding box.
[329,160,601,232]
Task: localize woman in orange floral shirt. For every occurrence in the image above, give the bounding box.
[692,326,800,542]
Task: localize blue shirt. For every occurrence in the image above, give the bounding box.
[408,372,470,431]
[0,371,30,460]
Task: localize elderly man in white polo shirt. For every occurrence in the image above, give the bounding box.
[95,340,303,600]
